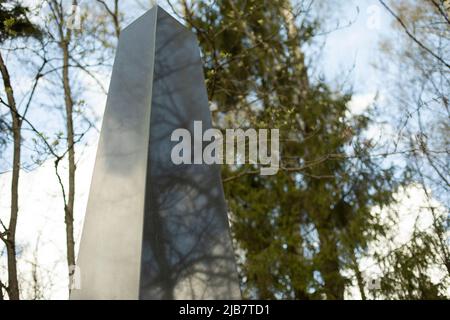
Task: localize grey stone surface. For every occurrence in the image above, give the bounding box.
[71,6,241,300]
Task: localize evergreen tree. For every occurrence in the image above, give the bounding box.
[182,0,397,299]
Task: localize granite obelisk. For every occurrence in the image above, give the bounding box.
[70,6,241,300]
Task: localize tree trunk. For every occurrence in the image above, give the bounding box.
[49,0,77,293]
[0,51,21,300]
[317,227,345,300]
[351,252,367,300]
[113,0,121,39]
[62,41,76,273]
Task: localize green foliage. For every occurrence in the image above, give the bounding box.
[0,0,42,43]
[183,0,406,299]
[377,231,447,300]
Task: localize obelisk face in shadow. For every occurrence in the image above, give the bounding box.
[70,6,241,300]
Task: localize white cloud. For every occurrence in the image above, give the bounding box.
[347,92,377,115]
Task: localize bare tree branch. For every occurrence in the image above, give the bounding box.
[379,0,450,69]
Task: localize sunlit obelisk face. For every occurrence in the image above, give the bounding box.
[70,6,241,300]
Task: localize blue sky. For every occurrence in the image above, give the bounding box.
[318,0,392,94]
[2,0,448,299]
